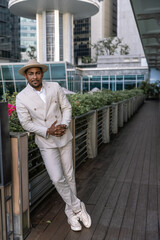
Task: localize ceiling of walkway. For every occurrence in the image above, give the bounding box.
[130,0,160,70]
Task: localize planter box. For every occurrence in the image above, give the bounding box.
[10,132,30,240]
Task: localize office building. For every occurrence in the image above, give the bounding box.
[9,0,100,64]
[0,0,20,62]
[20,17,37,61]
[74,0,117,65]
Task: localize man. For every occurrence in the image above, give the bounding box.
[16,59,91,231]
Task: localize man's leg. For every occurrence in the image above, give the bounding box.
[59,141,77,218]
[40,144,91,230]
[40,147,81,214]
[59,141,91,229]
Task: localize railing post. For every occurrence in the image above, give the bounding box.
[118,102,124,128]
[127,99,131,119]
[112,103,118,134]
[123,100,128,123]
[102,106,110,143]
[87,111,97,158]
[10,132,31,240]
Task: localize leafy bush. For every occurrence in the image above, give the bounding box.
[2,89,143,132]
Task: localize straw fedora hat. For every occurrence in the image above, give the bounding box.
[18,59,48,76]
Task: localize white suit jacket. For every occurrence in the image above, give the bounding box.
[16,82,73,149]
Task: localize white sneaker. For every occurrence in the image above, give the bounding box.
[68,215,82,231]
[76,202,91,228]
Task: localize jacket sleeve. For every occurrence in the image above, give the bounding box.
[57,84,72,127]
[16,95,48,138]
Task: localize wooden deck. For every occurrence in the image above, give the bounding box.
[26,100,160,240]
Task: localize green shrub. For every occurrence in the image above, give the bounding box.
[2,88,143,131]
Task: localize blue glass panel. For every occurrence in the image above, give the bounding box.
[83,81,89,92]
[90,76,101,82]
[102,82,109,89]
[50,63,66,80]
[116,75,123,81]
[110,81,115,91]
[102,76,109,81]
[110,76,115,81]
[124,81,136,90]
[124,75,136,81]
[13,65,25,80]
[43,64,50,81]
[83,76,89,81]
[15,82,27,93]
[90,82,101,90]
[137,75,144,80]
[116,82,123,90]
[4,82,15,94]
[2,66,14,81]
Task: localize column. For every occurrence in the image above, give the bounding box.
[36,12,47,62]
[63,13,74,64]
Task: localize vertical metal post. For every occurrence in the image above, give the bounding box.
[118,102,124,128]
[123,100,128,123]
[112,103,118,134]
[87,111,97,158]
[102,107,110,143]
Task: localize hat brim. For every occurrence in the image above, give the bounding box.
[18,64,48,76]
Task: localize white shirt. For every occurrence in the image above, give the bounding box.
[33,86,46,103]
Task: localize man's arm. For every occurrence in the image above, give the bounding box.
[16,95,48,138]
[57,83,72,127]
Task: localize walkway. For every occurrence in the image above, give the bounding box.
[26,100,160,240]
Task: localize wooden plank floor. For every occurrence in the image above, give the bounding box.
[26,100,160,240]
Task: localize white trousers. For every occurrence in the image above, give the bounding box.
[40,141,81,218]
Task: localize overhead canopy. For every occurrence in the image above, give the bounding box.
[8,0,99,20]
[130,0,160,70]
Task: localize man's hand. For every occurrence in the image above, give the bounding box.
[47,121,67,137]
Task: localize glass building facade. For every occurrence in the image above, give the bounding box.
[74,18,91,64]
[82,74,145,92]
[0,61,147,100]
[0,0,20,62]
[20,17,37,61]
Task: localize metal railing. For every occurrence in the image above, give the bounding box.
[10,95,145,216]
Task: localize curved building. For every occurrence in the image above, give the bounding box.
[9,0,99,63]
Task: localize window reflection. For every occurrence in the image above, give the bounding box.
[4,82,15,95]
[2,66,13,81]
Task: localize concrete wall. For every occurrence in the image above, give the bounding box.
[117,0,144,56]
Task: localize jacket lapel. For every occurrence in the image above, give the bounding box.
[26,84,46,109]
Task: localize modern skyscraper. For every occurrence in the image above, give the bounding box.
[0,0,20,62]
[20,17,37,61]
[74,18,91,64]
[74,0,117,64]
[9,0,100,64]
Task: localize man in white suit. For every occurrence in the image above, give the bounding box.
[16,59,91,231]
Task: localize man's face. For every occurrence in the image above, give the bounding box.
[25,67,44,90]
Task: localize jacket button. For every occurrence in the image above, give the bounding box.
[55,115,57,118]
[44,119,47,122]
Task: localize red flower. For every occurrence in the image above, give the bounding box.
[8,104,16,116]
